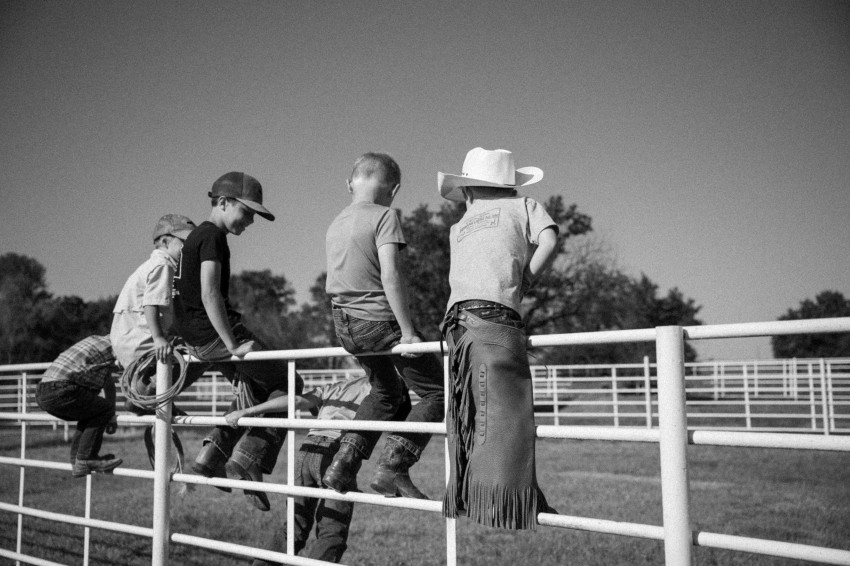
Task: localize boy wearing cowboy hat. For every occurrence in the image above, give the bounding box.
[439,148,558,529]
[321,152,445,500]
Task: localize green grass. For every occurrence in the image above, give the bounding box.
[1,428,849,565]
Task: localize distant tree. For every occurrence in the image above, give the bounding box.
[527,239,703,365]
[0,253,117,363]
[772,291,850,358]
[0,253,52,363]
[229,270,296,350]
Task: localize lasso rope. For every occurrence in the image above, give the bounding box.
[120,345,189,474]
[120,344,190,410]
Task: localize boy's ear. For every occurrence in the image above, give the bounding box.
[389,183,400,198]
[346,179,353,194]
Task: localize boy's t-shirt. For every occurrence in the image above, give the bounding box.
[173,221,239,346]
[110,249,178,367]
[447,196,557,314]
[325,202,406,321]
[303,375,371,439]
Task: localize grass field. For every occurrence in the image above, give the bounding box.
[1,427,849,566]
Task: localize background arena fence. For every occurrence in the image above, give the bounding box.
[4,358,848,436]
[2,318,850,565]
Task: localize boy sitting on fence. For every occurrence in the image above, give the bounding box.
[173,172,303,512]
[110,214,203,414]
[226,375,400,564]
[35,335,122,477]
[439,147,558,529]
[321,153,445,500]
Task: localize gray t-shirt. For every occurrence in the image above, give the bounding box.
[325,202,407,320]
[447,196,557,313]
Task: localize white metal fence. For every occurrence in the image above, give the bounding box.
[2,318,850,566]
[4,358,849,435]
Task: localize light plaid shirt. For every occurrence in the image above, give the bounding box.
[41,335,117,391]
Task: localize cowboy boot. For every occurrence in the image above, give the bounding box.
[225,459,271,512]
[369,440,430,500]
[322,442,364,494]
[191,441,232,493]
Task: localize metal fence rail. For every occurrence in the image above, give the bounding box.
[2,317,850,566]
[4,358,849,435]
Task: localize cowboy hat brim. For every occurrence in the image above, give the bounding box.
[438,166,544,202]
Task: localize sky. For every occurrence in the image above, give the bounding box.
[1,1,848,361]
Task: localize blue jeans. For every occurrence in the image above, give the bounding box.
[332,309,444,458]
[252,437,354,565]
[36,381,114,461]
[188,323,303,473]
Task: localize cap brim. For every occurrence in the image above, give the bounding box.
[236,198,275,221]
[437,167,544,202]
[171,228,194,240]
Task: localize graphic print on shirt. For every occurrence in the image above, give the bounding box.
[457,208,500,242]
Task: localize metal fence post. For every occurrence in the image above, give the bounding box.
[16,372,28,564]
[655,326,693,566]
[152,359,173,565]
[819,359,830,436]
[643,356,652,428]
[287,361,296,557]
[743,366,751,430]
[444,351,457,566]
[611,368,619,427]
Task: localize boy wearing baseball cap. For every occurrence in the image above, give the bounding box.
[173,172,302,512]
[439,148,558,529]
[111,213,196,370]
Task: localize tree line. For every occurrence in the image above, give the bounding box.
[2,199,846,365]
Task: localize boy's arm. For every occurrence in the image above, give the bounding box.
[378,242,421,358]
[524,227,559,290]
[143,305,172,363]
[200,260,255,357]
[224,394,320,427]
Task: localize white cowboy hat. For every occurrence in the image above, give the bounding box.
[438,147,543,202]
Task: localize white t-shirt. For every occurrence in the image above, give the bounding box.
[447,196,557,314]
[110,249,177,367]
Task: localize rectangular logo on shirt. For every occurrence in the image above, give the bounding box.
[457,208,500,242]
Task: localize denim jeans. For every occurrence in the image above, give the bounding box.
[252,437,354,565]
[36,381,114,461]
[188,323,303,473]
[332,308,444,458]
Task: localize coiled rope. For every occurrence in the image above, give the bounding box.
[120,345,189,474]
[120,344,190,411]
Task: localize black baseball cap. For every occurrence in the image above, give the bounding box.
[208,172,275,221]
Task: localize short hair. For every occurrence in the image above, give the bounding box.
[350,152,401,187]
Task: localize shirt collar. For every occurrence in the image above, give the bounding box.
[150,248,177,269]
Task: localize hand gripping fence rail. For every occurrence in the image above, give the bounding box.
[2,317,850,566]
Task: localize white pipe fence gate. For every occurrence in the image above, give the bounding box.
[2,318,850,566]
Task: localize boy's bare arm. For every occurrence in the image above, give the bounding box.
[200,260,255,357]
[378,242,421,357]
[525,227,559,286]
[143,305,172,363]
[225,394,320,427]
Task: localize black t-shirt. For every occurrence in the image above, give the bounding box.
[173,221,240,346]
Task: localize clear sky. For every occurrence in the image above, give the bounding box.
[1,1,848,361]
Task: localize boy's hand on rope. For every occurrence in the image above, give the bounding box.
[153,337,173,363]
[225,409,248,428]
[228,341,257,358]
